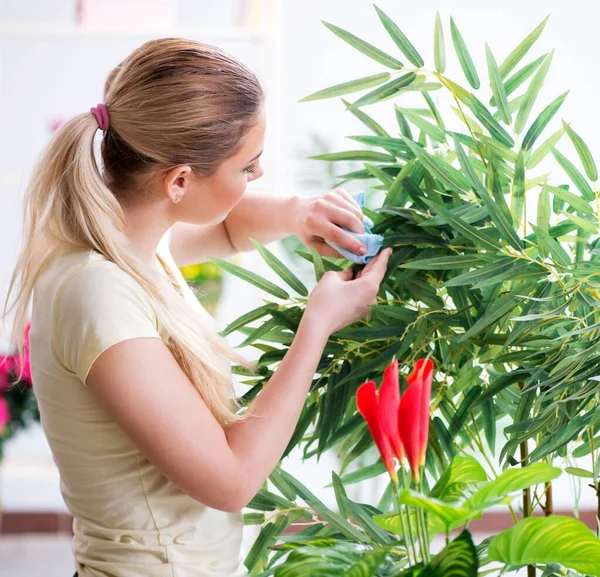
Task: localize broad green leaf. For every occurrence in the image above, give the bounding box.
[300,73,392,102]
[465,462,561,510]
[521,91,569,150]
[515,50,554,134]
[434,11,445,73]
[498,16,550,78]
[563,120,598,181]
[354,72,418,106]
[210,258,289,299]
[491,54,546,106]
[429,455,488,500]
[310,150,396,163]
[551,148,595,201]
[250,239,308,296]
[450,17,480,89]
[322,21,404,69]
[374,5,424,67]
[342,99,390,137]
[422,530,478,577]
[422,198,502,252]
[486,44,511,124]
[488,516,600,575]
[396,107,446,142]
[342,545,394,577]
[527,127,565,168]
[511,151,526,225]
[398,489,474,532]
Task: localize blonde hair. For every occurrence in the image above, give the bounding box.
[4,38,264,426]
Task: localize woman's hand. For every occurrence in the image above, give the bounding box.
[291,188,369,258]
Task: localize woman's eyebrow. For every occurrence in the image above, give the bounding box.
[246,150,263,164]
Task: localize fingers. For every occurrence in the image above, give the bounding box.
[323,222,367,256]
[326,203,366,235]
[309,239,348,258]
[360,248,392,284]
[326,188,364,221]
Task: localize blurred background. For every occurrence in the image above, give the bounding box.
[0,0,599,574]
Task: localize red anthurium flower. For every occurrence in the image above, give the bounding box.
[398,359,434,483]
[356,380,398,484]
[378,358,405,465]
[0,396,10,436]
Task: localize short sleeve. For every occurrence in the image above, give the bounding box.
[53,263,163,385]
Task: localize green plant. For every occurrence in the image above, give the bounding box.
[211,7,600,576]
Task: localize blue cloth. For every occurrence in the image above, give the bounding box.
[324,191,384,264]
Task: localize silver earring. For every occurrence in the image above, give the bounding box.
[175,194,183,203]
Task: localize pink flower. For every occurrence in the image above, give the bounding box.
[0,396,10,436]
[13,321,32,386]
[0,355,13,392]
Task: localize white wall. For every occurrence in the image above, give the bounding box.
[2,0,600,518]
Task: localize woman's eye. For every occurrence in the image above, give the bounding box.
[244,162,259,174]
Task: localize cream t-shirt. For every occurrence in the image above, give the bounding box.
[30,231,248,577]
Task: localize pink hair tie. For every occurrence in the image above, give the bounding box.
[90,103,109,131]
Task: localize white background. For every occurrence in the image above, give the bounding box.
[0,0,598,529]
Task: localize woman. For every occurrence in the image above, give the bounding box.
[4,38,392,576]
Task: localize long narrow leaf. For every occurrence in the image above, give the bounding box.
[374,5,424,67]
[250,239,309,296]
[515,50,554,134]
[210,258,289,299]
[342,99,389,137]
[551,148,595,201]
[354,72,418,107]
[526,127,564,169]
[300,73,392,102]
[521,91,569,150]
[434,11,445,73]
[450,17,480,89]
[498,16,550,78]
[486,44,511,124]
[322,21,404,69]
[562,120,598,181]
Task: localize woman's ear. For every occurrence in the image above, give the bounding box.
[162,165,193,203]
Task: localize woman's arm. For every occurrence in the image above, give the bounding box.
[85,306,329,512]
[169,191,301,267]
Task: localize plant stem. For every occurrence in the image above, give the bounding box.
[544,482,553,516]
[399,470,419,564]
[520,437,535,577]
[417,477,431,563]
[392,478,411,562]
